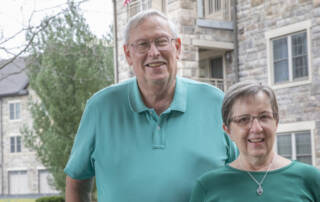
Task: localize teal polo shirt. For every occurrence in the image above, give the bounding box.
[64,76,238,202]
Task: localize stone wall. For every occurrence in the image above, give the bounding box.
[115,0,234,81]
[1,93,45,194]
[236,0,320,168]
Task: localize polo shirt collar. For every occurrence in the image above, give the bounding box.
[128,76,187,113]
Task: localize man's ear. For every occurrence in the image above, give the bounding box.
[123,44,133,66]
[174,38,181,59]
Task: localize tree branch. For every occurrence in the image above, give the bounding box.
[0,0,89,71]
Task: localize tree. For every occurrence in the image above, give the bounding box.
[0,0,89,71]
[22,1,113,193]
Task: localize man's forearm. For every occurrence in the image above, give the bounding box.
[66,176,93,202]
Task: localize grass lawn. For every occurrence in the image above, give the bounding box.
[0,199,35,202]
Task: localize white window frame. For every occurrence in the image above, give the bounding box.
[265,20,312,89]
[8,101,21,121]
[275,121,316,166]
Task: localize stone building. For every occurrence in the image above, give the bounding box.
[113,0,320,168]
[0,58,58,198]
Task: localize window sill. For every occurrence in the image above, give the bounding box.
[271,79,311,90]
[8,152,23,155]
[8,119,22,123]
[197,19,233,30]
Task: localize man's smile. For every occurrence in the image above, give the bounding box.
[145,61,166,68]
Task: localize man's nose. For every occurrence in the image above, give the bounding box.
[147,42,160,57]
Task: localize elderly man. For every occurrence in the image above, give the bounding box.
[65,10,237,202]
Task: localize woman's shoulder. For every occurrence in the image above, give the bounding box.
[197,165,238,184]
[289,161,320,181]
[291,161,320,172]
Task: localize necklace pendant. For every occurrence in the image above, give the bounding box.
[256,185,263,196]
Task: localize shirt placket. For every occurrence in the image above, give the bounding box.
[147,110,166,149]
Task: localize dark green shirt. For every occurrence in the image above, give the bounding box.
[65,76,238,202]
[190,161,320,202]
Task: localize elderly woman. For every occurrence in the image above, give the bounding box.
[190,80,320,201]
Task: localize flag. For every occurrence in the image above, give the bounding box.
[124,0,131,6]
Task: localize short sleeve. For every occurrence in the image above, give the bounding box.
[64,100,96,179]
[307,166,320,201]
[224,132,239,164]
[190,180,206,202]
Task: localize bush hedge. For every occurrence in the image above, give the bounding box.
[36,196,65,202]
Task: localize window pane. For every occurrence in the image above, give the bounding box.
[273,37,288,60]
[274,60,289,82]
[295,131,312,165]
[295,131,311,155]
[210,57,223,79]
[292,32,307,56]
[209,0,213,14]
[15,103,20,119]
[277,134,292,159]
[215,0,221,11]
[10,137,15,153]
[128,0,141,18]
[9,103,14,120]
[273,38,289,83]
[292,32,308,79]
[17,136,21,152]
[296,156,312,165]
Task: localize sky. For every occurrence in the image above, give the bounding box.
[0,0,114,59]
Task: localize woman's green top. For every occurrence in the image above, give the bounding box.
[190,161,320,202]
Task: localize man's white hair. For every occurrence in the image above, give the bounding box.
[124,9,178,44]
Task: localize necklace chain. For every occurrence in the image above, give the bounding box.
[240,156,274,196]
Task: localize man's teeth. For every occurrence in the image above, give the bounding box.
[248,138,264,143]
[147,62,164,67]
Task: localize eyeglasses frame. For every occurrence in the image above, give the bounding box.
[129,36,176,54]
[229,112,278,129]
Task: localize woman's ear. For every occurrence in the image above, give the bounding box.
[223,124,230,134]
[223,124,233,141]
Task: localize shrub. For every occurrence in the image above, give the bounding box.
[36,196,65,202]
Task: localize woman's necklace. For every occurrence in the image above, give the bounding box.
[240,156,274,196]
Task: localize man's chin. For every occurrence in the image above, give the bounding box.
[146,75,172,85]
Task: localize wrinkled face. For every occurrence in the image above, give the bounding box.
[223,91,278,159]
[123,16,181,88]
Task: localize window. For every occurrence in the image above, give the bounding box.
[277,131,312,165]
[210,57,223,79]
[128,0,141,18]
[210,57,225,90]
[39,170,59,194]
[152,0,167,13]
[8,170,29,194]
[128,0,166,19]
[215,0,221,11]
[10,136,21,153]
[9,102,21,120]
[266,20,311,88]
[272,31,308,84]
[204,0,222,16]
